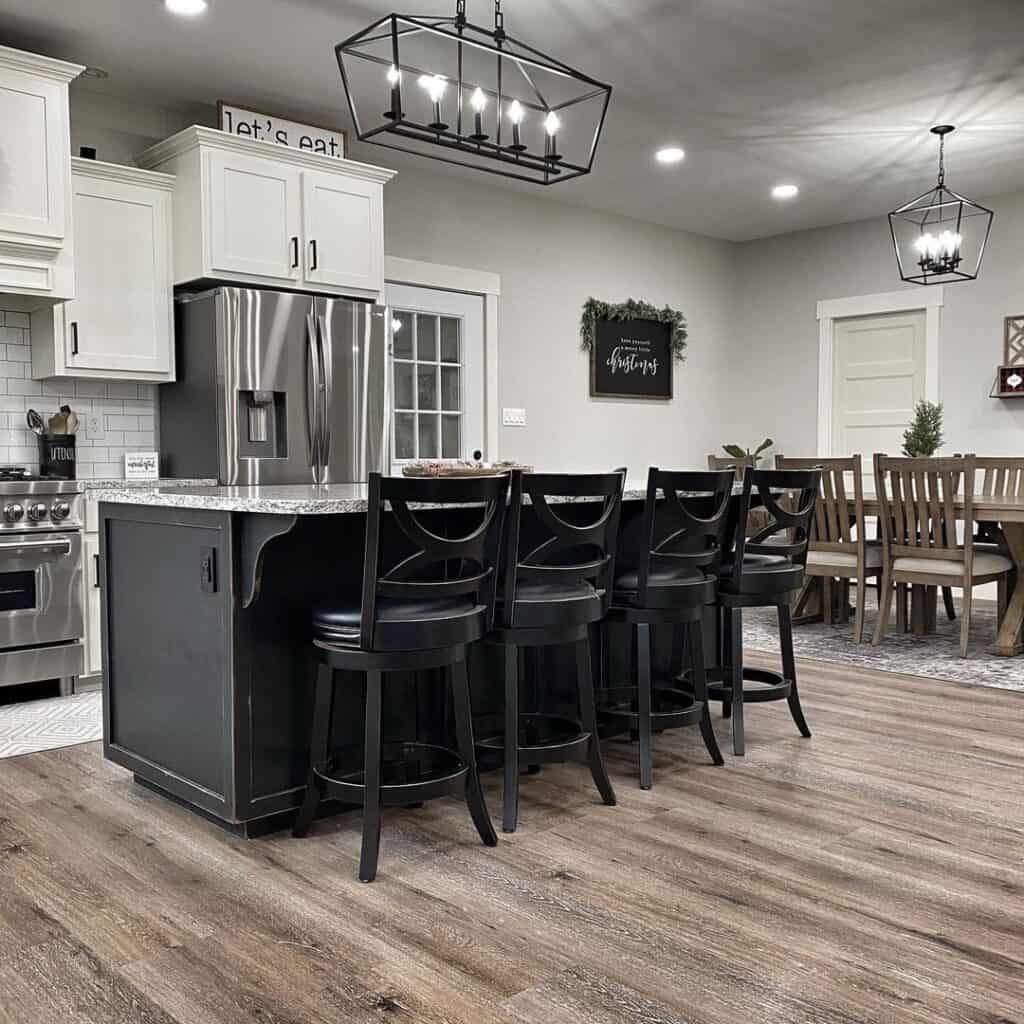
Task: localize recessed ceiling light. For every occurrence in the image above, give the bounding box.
[165,0,208,15]
[771,183,799,200]
[656,146,685,164]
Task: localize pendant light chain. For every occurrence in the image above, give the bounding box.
[937,132,946,187]
[494,0,505,40]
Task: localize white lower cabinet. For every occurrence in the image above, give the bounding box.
[83,532,101,678]
[31,159,176,382]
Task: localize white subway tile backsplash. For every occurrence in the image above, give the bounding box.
[0,307,159,478]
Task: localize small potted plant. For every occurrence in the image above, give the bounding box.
[721,438,774,465]
[902,400,944,457]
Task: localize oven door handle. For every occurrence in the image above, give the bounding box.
[0,537,73,557]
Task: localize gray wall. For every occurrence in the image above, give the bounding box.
[731,193,1024,460]
[72,89,738,479]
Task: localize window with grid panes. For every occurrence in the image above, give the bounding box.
[391,310,463,462]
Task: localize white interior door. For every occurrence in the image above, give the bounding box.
[832,310,926,467]
[385,283,485,473]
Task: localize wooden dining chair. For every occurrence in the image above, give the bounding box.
[776,455,882,642]
[872,454,1014,657]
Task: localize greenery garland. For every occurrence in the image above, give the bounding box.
[579,297,688,363]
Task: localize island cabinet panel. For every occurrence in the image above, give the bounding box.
[101,505,235,819]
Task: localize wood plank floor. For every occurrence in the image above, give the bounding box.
[1,654,1023,1024]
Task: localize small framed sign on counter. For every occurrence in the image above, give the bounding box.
[217,102,347,158]
[124,452,160,481]
[591,317,673,400]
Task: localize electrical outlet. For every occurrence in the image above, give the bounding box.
[502,407,526,427]
[84,412,105,441]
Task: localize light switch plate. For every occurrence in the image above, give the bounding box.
[502,407,527,427]
[85,412,105,440]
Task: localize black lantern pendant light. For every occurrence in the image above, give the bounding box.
[335,1,612,185]
[888,125,994,285]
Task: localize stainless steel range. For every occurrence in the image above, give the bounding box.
[0,470,83,690]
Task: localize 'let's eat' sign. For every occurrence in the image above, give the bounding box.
[218,102,346,158]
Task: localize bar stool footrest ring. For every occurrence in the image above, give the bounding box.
[598,685,705,730]
[685,666,792,703]
[476,712,590,763]
[314,741,468,806]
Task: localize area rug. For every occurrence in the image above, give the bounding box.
[744,599,1024,692]
[0,691,102,759]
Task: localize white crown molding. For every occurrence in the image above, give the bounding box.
[383,256,501,296]
[71,157,176,191]
[0,45,84,83]
[137,125,397,184]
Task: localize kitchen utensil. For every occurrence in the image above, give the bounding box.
[48,411,67,434]
[26,409,45,435]
[61,405,79,435]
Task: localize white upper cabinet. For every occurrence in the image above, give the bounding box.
[0,46,83,302]
[137,127,395,301]
[301,170,383,295]
[207,149,302,285]
[31,160,176,381]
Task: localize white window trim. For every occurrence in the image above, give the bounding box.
[384,256,500,460]
[816,288,942,457]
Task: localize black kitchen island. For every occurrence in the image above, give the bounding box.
[96,483,687,834]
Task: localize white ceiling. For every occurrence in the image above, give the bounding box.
[3,0,1024,240]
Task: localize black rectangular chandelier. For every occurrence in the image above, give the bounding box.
[335,1,612,185]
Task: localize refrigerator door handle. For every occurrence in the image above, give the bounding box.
[305,311,323,481]
[316,312,333,472]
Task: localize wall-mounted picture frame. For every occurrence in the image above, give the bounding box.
[217,101,347,159]
[580,297,687,401]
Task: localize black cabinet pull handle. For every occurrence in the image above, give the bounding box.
[93,552,100,588]
[71,321,79,356]
[290,235,299,268]
[310,239,318,271]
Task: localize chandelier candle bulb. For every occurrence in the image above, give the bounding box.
[469,86,488,141]
[544,110,561,161]
[386,65,402,119]
[508,99,526,151]
[419,73,448,131]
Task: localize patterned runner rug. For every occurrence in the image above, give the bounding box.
[0,691,102,759]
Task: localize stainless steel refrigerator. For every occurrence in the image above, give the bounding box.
[160,287,389,485]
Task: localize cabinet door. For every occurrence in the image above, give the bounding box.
[63,176,174,376]
[85,534,101,676]
[301,170,382,296]
[0,66,68,244]
[207,150,301,284]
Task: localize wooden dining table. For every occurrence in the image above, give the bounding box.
[859,492,1024,657]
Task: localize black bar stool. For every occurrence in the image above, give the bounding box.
[707,467,820,756]
[602,468,732,788]
[478,470,624,833]
[293,472,509,883]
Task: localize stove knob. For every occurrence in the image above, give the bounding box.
[27,502,48,522]
[3,503,24,523]
[51,500,71,521]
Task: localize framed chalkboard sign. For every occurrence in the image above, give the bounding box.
[591,317,673,399]
[580,297,687,401]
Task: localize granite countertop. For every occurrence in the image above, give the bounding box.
[91,482,651,514]
[80,478,218,490]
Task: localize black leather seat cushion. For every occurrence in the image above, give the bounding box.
[718,553,803,597]
[612,567,715,609]
[313,595,484,650]
[497,579,602,629]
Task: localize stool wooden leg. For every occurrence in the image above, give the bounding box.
[726,607,745,756]
[719,607,732,720]
[450,659,497,847]
[359,669,384,883]
[942,586,957,621]
[576,636,616,807]
[689,618,723,766]
[636,623,654,789]
[502,644,520,833]
[778,604,811,738]
[292,662,334,838]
